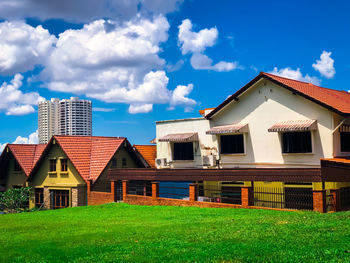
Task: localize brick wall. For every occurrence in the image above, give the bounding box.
[87,181,115,206]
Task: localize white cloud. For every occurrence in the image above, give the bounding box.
[269,67,321,86]
[178,19,218,54]
[0,0,184,23]
[190,53,238,72]
[13,130,39,144]
[35,16,196,112]
[312,51,335,79]
[0,21,57,75]
[0,74,44,115]
[92,107,115,112]
[128,104,153,114]
[169,84,197,111]
[178,19,238,72]
[0,130,39,153]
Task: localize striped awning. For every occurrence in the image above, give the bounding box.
[158,132,198,142]
[206,123,248,135]
[340,124,350,133]
[268,120,317,132]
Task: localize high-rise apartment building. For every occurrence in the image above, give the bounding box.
[38,97,92,144]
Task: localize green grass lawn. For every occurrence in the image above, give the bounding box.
[1,204,350,263]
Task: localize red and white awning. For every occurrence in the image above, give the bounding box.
[158,132,198,142]
[268,120,317,132]
[206,123,248,135]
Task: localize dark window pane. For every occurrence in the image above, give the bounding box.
[282,132,312,153]
[14,160,21,172]
[341,132,350,152]
[50,159,56,172]
[220,134,244,154]
[61,159,68,172]
[173,142,194,160]
[122,158,127,167]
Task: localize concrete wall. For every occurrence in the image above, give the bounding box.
[156,79,337,169]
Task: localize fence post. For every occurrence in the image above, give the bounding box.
[122,180,128,201]
[330,189,341,212]
[241,186,253,207]
[313,190,326,213]
[110,181,115,202]
[189,183,198,202]
[152,182,159,201]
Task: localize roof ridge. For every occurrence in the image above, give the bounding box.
[261,72,318,85]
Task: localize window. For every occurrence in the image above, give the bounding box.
[282,132,312,153]
[35,188,44,208]
[220,134,244,154]
[61,159,68,172]
[340,132,350,152]
[50,159,57,172]
[111,158,117,167]
[14,160,21,172]
[173,142,194,160]
[122,158,127,167]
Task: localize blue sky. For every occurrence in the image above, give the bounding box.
[0,0,348,147]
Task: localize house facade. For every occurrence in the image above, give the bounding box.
[152,72,350,210]
[0,135,147,209]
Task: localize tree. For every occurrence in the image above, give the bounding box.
[0,187,31,213]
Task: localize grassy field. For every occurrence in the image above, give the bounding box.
[0,204,350,262]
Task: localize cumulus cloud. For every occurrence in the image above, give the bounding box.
[190,53,238,72]
[0,21,57,75]
[178,19,218,54]
[178,19,238,72]
[13,130,39,144]
[312,51,335,79]
[0,74,44,115]
[169,84,197,111]
[0,0,184,23]
[128,104,153,114]
[0,130,39,153]
[269,67,321,86]
[34,16,196,112]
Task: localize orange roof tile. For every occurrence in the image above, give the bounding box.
[7,144,46,176]
[206,72,350,119]
[134,145,156,168]
[53,136,126,182]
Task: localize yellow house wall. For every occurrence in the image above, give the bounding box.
[93,146,139,192]
[28,143,86,208]
[5,154,27,190]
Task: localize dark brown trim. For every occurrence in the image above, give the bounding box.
[206,73,349,119]
[108,168,322,182]
[321,160,350,182]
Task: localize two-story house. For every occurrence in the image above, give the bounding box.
[154,72,350,210]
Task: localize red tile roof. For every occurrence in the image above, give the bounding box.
[53,136,126,182]
[134,145,156,168]
[206,72,350,119]
[7,144,46,176]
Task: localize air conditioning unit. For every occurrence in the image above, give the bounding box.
[156,158,168,167]
[202,155,216,167]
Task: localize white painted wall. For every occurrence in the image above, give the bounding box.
[156,79,339,169]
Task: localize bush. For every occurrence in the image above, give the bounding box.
[0,187,31,213]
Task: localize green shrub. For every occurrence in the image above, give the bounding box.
[0,187,31,213]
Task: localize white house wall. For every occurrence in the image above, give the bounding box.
[156,79,338,169]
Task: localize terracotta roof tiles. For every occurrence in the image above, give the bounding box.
[134,145,156,168]
[7,144,46,177]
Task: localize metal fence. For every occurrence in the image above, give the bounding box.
[198,184,241,204]
[254,187,313,210]
[340,187,350,210]
[128,181,152,196]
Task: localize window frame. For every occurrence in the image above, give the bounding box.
[122,158,127,167]
[35,188,44,208]
[49,159,57,172]
[60,158,68,172]
[219,133,245,155]
[172,142,195,161]
[340,132,350,153]
[281,131,313,154]
[111,158,117,168]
